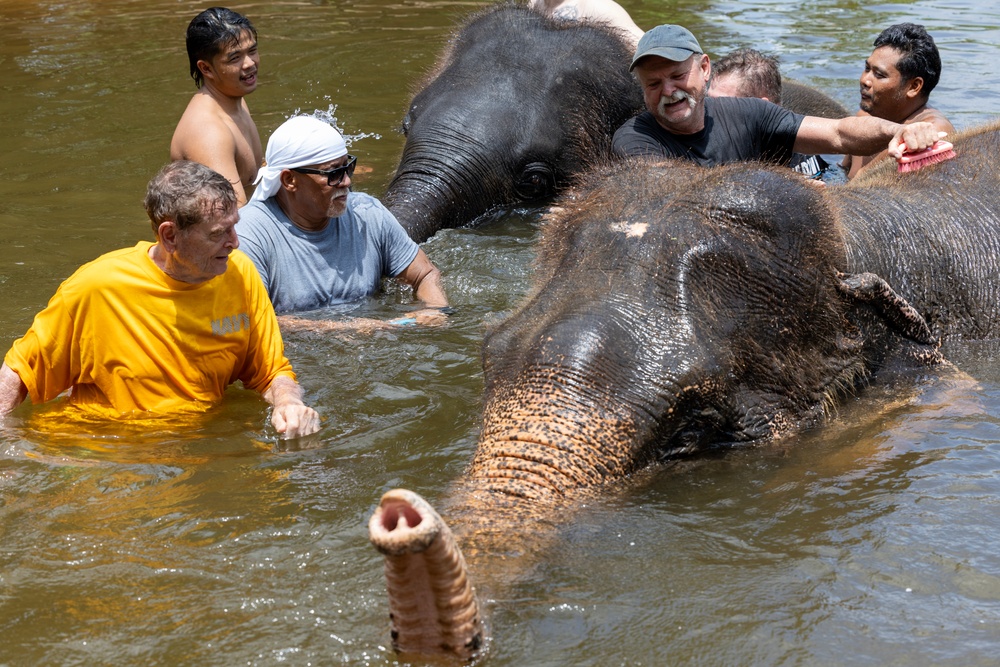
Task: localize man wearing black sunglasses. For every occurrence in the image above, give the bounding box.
[238,116,449,323]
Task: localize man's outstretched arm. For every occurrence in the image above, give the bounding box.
[794,116,942,158]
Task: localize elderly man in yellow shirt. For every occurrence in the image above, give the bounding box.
[0,161,319,439]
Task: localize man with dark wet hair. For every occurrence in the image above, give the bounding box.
[842,23,955,179]
[170,7,262,204]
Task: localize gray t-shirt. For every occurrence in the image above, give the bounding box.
[237,193,419,314]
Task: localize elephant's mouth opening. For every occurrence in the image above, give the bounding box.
[377,499,424,532]
[658,425,728,460]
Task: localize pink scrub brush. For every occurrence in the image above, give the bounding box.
[896,139,956,173]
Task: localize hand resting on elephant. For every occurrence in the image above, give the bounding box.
[277,307,450,334]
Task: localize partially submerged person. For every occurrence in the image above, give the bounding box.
[709,47,782,102]
[528,0,644,44]
[708,47,829,179]
[170,7,262,205]
[613,25,942,168]
[842,23,955,179]
[0,161,319,438]
[237,116,449,329]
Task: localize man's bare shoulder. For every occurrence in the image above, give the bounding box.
[906,106,956,134]
[169,91,262,203]
[170,93,237,160]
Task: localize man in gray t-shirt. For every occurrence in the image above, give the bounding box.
[238,115,448,324]
[239,193,420,313]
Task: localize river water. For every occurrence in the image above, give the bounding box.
[1,0,999,665]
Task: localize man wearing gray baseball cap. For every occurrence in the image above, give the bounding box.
[612,24,943,168]
[631,24,703,64]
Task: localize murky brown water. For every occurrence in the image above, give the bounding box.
[2,1,1000,665]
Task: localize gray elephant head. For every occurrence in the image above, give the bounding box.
[383,4,642,242]
[370,120,1000,661]
[469,160,940,499]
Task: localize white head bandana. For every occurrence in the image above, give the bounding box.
[251,115,348,202]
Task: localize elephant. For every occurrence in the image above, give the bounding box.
[370,93,1000,667]
[383,3,642,243]
[384,3,850,242]
[781,78,849,118]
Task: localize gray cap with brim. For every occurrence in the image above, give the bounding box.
[630,24,704,71]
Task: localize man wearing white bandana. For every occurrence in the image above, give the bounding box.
[237,116,449,326]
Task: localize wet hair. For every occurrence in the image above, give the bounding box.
[186,7,257,88]
[872,23,942,97]
[712,48,782,104]
[144,161,237,234]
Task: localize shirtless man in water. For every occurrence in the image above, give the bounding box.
[170,8,262,205]
[842,23,955,179]
[529,0,644,45]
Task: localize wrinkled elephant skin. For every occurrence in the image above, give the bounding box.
[781,79,849,118]
[368,490,482,660]
[369,112,1000,662]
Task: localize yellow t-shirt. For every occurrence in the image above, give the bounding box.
[5,241,295,416]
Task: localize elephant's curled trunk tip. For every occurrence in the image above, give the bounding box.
[369,488,445,556]
[368,489,484,661]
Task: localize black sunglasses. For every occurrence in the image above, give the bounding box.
[291,155,357,186]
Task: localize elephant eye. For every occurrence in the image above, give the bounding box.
[515,163,556,201]
[401,111,413,136]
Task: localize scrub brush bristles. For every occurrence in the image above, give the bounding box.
[897,140,956,173]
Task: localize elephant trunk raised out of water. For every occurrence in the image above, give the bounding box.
[371,117,1000,662]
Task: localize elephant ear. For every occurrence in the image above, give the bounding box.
[836,272,938,345]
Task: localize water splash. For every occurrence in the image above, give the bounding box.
[290,103,382,147]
